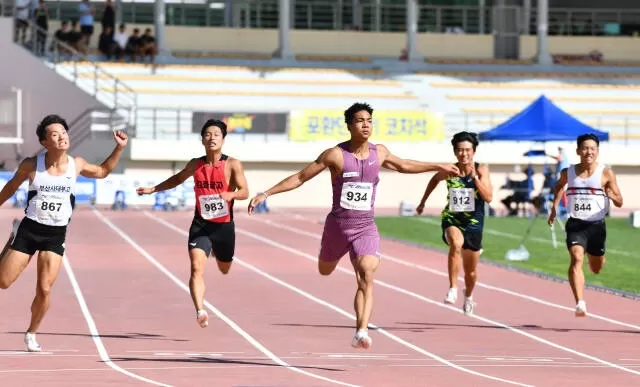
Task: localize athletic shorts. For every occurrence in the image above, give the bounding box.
[565,217,606,256]
[10,217,67,257]
[441,222,483,252]
[318,213,380,262]
[187,217,235,262]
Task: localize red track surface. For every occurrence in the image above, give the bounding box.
[1,206,638,387]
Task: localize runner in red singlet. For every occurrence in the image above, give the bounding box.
[137,119,249,328]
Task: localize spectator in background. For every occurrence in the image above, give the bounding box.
[14,0,30,45]
[98,26,116,60]
[113,24,128,62]
[51,20,70,56]
[77,0,95,47]
[101,0,115,39]
[139,28,157,63]
[548,146,570,179]
[67,19,86,55]
[33,0,49,56]
[125,28,142,62]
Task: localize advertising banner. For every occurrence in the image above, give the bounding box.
[192,111,288,135]
[288,109,445,142]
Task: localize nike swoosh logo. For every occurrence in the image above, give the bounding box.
[189,242,197,246]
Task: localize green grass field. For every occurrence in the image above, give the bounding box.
[375,215,640,295]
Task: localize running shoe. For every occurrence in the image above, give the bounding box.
[351,329,372,349]
[24,332,41,352]
[197,309,209,328]
[575,300,587,317]
[444,287,457,304]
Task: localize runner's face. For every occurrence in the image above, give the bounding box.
[348,110,372,141]
[201,126,224,151]
[453,140,474,165]
[577,139,598,165]
[42,123,70,151]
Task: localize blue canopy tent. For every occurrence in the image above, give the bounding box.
[477,96,610,257]
[478,95,609,142]
[478,95,609,199]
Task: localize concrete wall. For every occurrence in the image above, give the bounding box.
[0,17,107,170]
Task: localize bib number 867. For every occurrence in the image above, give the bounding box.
[346,191,368,202]
[41,201,62,212]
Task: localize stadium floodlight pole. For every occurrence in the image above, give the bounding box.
[535,0,552,65]
[405,0,423,62]
[274,0,295,60]
[154,0,169,57]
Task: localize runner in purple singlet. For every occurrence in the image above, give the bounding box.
[248,103,459,349]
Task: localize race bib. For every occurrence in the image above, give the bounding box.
[199,194,229,220]
[449,188,475,212]
[340,182,373,211]
[571,196,596,216]
[36,194,65,222]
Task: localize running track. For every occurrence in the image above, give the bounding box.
[0,206,639,387]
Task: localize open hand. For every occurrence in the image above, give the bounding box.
[438,164,460,177]
[248,193,267,215]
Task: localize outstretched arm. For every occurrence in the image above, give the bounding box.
[378,144,460,175]
[0,158,34,206]
[604,167,623,208]
[547,168,568,225]
[137,158,199,195]
[248,147,337,213]
[263,148,335,197]
[77,130,128,179]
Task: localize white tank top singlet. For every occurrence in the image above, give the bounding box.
[566,163,609,222]
[24,153,77,227]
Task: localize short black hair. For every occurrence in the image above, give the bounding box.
[200,119,227,138]
[36,114,69,142]
[451,131,479,151]
[577,133,599,148]
[344,102,373,124]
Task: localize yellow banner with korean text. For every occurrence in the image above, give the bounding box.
[288,109,445,142]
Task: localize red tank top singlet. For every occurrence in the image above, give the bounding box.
[193,155,233,223]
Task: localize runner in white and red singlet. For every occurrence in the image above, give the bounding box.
[248,102,459,349]
[137,119,249,328]
[548,133,623,317]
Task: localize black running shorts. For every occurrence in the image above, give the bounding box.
[441,222,483,252]
[565,217,606,257]
[10,217,67,257]
[187,217,235,262]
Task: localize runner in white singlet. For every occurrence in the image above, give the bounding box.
[547,133,623,317]
[0,114,128,352]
